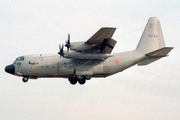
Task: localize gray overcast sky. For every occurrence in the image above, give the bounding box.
[1,0,180,120]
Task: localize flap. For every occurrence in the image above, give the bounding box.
[100,38,117,53]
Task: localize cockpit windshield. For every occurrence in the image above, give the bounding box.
[13,56,24,65]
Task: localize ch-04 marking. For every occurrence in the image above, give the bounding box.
[148,34,158,38]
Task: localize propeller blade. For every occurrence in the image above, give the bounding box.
[58,44,64,57]
[68,33,70,43]
[59,44,61,51]
[65,34,70,51]
[62,44,64,51]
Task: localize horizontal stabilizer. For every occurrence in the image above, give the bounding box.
[146,47,173,57]
[138,58,162,66]
[138,47,173,66]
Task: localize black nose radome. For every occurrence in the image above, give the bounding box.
[5,64,15,75]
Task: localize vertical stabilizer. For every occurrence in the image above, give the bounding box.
[136,17,165,54]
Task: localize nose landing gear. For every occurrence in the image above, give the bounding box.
[22,76,29,83]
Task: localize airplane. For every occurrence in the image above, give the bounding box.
[5,17,173,85]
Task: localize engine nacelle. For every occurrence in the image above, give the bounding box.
[70,42,95,52]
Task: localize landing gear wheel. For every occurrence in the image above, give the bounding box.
[78,78,86,85]
[22,76,29,83]
[85,75,92,80]
[76,75,84,81]
[69,78,77,85]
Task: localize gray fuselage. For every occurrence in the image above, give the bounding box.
[13,50,145,79]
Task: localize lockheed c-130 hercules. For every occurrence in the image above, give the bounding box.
[5,17,173,85]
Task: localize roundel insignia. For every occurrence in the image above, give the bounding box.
[114,60,119,64]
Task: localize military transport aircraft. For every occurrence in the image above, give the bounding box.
[5,17,173,85]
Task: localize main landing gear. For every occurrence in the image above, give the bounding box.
[68,75,92,85]
[22,76,29,83]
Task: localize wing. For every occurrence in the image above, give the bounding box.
[63,27,117,60]
[86,27,116,44]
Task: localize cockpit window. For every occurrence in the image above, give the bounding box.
[13,56,24,65]
[16,56,24,61]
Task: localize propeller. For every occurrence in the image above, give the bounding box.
[58,44,64,57]
[65,34,70,51]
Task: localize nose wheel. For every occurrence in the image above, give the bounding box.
[22,76,29,82]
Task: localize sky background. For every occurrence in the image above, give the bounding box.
[1,0,180,120]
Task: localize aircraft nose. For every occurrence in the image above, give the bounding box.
[5,64,15,75]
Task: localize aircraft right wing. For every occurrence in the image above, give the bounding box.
[85,27,116,44]
[62,27,117,59]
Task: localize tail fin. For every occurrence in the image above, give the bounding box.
[136,17,165,54]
